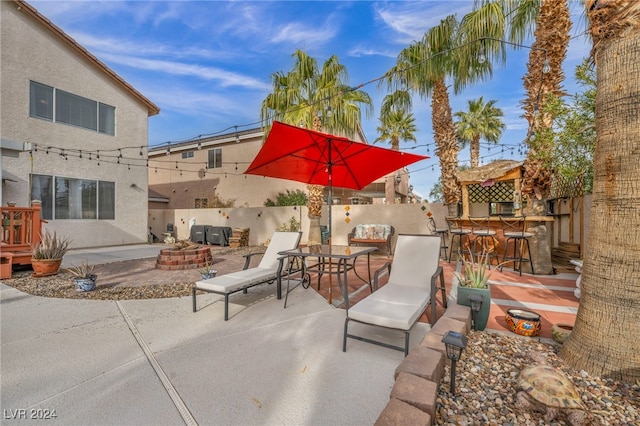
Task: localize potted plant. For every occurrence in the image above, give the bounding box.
[454,251,497,331]
[66,260,97,292]
[198,259,217,280]
[31,229,72,277]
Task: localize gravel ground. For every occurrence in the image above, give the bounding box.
[3,249,639,425]
[436,331,640,426]
[2,245,264,300]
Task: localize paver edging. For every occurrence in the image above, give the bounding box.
[375,305,472,425]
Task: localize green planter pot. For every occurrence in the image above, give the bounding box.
[457,285,491,331]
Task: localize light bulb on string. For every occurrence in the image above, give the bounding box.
[542,58,551,74]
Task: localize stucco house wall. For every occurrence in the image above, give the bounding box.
[0,0,158,248]
[147,128,416,210]
[148,129,311,210]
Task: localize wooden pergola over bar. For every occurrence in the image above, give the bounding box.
[457,160,524,218]
[449,160,554,275]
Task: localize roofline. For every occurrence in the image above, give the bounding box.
[148,127,264,156]
[12,0,160,117]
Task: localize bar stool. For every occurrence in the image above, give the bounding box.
[446,217,472,263]
[499,216,534,276]
[428,216,449,261]
[469,217,499,267]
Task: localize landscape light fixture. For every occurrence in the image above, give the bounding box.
[468,293,485,331]
[441,331,468,395]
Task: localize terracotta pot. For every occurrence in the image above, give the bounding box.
[31,258,62,277]
[551,323,574,344]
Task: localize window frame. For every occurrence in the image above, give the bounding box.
[29,80,115,136]
[207,148,222,169]
[30,173,116,220]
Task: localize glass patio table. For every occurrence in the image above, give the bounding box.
[277,244,377,310]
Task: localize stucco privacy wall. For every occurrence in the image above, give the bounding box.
[1,1,153,248]
[151,197,592,254]
[150,203,451,247]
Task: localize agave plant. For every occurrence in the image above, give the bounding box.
[31,229,72,260]
[66,260,96,279]
[455,251,502,289]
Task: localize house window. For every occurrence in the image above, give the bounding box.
[29,81,54,121]
[182,151,194,159]
[195,198,208,208]
[30,174,115,220]
[30,174,53,220]
[29,80,115,135]
[98,103,115,135]
[207,148,222,169]
[56,89,97,131]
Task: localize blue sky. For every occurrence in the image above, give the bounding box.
[32,1,591,199]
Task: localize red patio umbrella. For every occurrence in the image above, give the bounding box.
[245,121,429,302]
[245,121,428,224]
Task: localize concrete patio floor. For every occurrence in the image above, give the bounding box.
[1,244,580,425]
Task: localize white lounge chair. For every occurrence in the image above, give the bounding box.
[192,231,302,320]
[343,234,445,356]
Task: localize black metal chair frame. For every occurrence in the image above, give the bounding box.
[428,216,449,261]
[469,216,500,268]
[499,216,535,276]
[446,218,472,263]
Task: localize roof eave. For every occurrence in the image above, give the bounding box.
[12,0,160,117]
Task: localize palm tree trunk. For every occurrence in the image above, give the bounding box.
[432,78,460,206]
[470,135,481,167]
[559,7,640,383]
[306,115,324,245]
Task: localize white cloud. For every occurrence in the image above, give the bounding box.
[374,1,473,44]
[98,52,270,90]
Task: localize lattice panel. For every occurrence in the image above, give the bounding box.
[550,174,584,199]
[468,181,515,203]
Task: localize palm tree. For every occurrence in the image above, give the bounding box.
[463,0,572,200]
[461,0,572,274]
[374,93,417,151]
[260,49,373,244]
[383,15,495,214]
[454,97,505,167]
[559,0,640,384]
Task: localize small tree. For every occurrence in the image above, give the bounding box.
[264,189,308,207]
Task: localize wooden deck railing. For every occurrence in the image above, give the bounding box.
[1,203,44,265]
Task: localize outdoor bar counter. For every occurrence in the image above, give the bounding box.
[446,215,554,274]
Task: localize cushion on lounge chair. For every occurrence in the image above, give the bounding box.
[193,231,302,320]
[344,234,444,356]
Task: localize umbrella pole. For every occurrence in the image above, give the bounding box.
[328,143,333,305]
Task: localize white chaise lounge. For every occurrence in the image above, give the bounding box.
[343,234,445,356]
[192,231,302,320]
